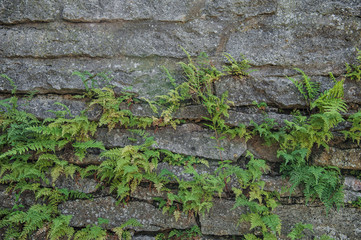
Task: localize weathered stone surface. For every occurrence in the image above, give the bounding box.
[314,147,361,170]
[226,2,361,74]
[130,186,169,202]
[9,94,296,129]
[0,185,16,208]
[246,135,280,162]
[0,0,59,24]
[227,109,293,127]
[59,197,196,231]
[0,57,177,99]
[200,198,249,236]
[0,21,222,58]
[344,176,361,192]
[200,198,361,238]
[52,175,98,194]
[275,205,361,239]
[203,0,277,19]
[62,0,199,22]
[261,175,303,197]
[215,76,305,108]
[344,190,361,203]
[96,124,247,161]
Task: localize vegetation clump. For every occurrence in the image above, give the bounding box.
[0,49,360,239]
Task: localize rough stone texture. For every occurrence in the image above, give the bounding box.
[314,147,361,170]
[226,1,361,74]
[275,205,361,239]
[344,176,361,192]
[246,135,280,162]
[96,124,247,161]
[52,175,98,194]
[1,0,361,238]
[62,0,200,22]
[0,58,175,99]
[200,198,249,236]
[8,94,295,128]
[0,21,222,59]
[200,198,361,238]
[0,0,59,24]
[59,196,196,231]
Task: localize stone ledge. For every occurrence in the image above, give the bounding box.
[58,196,196,231]
[0,0,59,24]
[0,21,222,58]
[96,124,247,161]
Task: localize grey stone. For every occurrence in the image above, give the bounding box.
[52,175,98,194]
[133,236,155,240]
[199,198,249,236]
[314,147,361,170]
[130,186,169,202]
[203,0,277,20]
[0,21,223,58]
[0,0,59,24]
[275,205,361,239]
[0,185,16,208]
[344,190,361,203]
[215,76,305,108]
[344,176,361,192]
[0,57,178,99]
[246,135,280,163]
[261,175,303,197]
[59,197,196,231]
[96,124,247,161]
[62,0,199,22]
[226,3,361,74]
[227,109,293,127]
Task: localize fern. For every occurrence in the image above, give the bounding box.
[287,222,313,240]
[345,48,361,81]
[48,215,75,240]
[112,218,142,240]
[223,53,255,77]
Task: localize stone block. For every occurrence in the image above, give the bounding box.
[314,147,361,170]
[96,124,247,161]
[59,197,196,231]
[199,198,249,236]
[0,20,222,58]
[275,205,361,239]
[0,0,59,24]
[62,0,198,22]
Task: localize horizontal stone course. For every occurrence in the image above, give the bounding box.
[0,0,59,24]
[200,198,361,238]
[314,147,361,170]
[0,21,222,58]
[58,196,196,231]
[96,124,247,161]
[62,0,199,22]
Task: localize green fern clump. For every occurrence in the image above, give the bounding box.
[0,204,54,240]
[223,53,254,77]
[345,48,361,81]
[342,111,361,144]
[112,218,142,240]
[278,148,344,211]
[98,135,161,201]
[231,152,281,239]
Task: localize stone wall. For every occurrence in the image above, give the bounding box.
[1,0,361,239]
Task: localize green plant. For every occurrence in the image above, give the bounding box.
[155,225,202,240]
[73,218,108,240]
[97,133,161,202]
[223,53,254,77]
[231,152,281,240]
[345,48,361,81]
[112,218,142,240]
